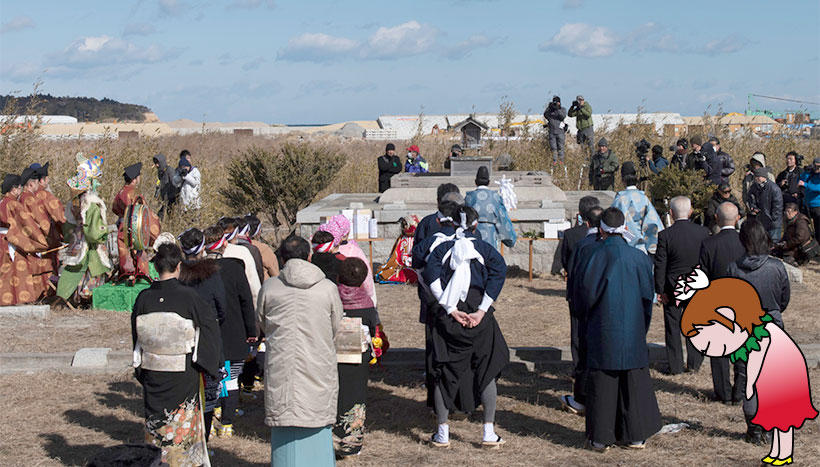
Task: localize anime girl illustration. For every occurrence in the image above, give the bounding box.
[676,267,817,465]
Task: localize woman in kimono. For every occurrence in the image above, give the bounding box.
[57,155,113,303]
[178,228,228,442]
[376,215,418,284]
[318,214,377,305]
[132,244,221,466]
[334,257,382,458]
[423,206,510,449]
[464,167,517,252]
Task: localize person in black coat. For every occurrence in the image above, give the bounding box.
[377,143,402,193]
[704,183,745,233]
[560,195,600,274]
[653,196,709,375]
[698,201,746,404]
[178,228,229,440]
[747,167,784,242]
[202,225,257,438]
[561,205,604,415]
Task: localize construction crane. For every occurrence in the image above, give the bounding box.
[746,93,819,119]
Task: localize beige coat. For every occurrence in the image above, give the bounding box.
[224,242,262,306]
[257,258,343,428]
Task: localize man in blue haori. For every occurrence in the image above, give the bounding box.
[464,167,517,252]
[574,207,662,451]
[611,161,664,255]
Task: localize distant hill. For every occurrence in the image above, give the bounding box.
[0,94,153,122]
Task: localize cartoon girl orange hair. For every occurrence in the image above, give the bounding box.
[677,267,817,465]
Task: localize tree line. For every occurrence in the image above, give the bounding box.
[0,94,152,122]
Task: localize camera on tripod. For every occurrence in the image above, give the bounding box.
[634,139,651,167]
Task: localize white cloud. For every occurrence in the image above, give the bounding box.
[229,0,275,9]
[699,34,750,55]
[277,33,359,62]
[623,22,678,53]
[541,22,747,58]
[539,23,618,57]
[123,22,157,37]
[48,35,181,71]
[278,20,440,62]
[158,0,187,17]
[0,62,41,81]
[242,57,267,71]
[442,34,498,59]
[365,21,438,59]
[1,16,35,34]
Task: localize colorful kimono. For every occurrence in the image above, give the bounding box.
[132,278,221,467]
[376,216,418,284]
[0,193,43,305]
[465,186,517,251]
[611,186,665,254]
[34,188,66,281]
[56,191,112,301]
[112,184,160,281]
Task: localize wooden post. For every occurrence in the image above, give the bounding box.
[368,240,374,273]
[500,243,504,256]
[529,239,534,282]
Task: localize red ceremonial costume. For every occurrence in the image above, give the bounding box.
[751,323,818,431]
[17,190,53,294]
[112,184,160,281]
[34,188,66,281]
[376,215,419,284]
[0,193,44,304]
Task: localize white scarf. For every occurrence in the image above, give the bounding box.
[600,219,635,242]
[436,229,483,314]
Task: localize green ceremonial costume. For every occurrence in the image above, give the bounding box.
[57,191,112,300]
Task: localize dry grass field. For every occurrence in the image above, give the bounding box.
[1,265,818,466]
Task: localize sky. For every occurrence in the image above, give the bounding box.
[1,0,819,124]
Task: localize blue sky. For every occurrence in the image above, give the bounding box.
[1,0,818,123]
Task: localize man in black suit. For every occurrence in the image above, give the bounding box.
[699,201,746,404]
[560,195,601,274]
[654,196,710,374]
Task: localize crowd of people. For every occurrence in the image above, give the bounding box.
[0,149,204,308]
[3,104,819,466]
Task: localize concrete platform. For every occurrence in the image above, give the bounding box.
[0,305,50,319]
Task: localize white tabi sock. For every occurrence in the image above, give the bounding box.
[435,423,449,443]
[483,422,496,442]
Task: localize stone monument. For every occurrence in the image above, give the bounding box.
[298,169,615,275]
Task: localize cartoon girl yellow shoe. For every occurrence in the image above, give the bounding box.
[676,267,818,465]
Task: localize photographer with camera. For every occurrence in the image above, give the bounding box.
[544,96,568,163]
[670,138,693,170]
[568,95,593,157]
[776,151,805,206]
[175,149,201,211]
[589,138,619,190]
[799,157,820,243]
[747,166,783,242]
[704,137,735,186]
[648,144,668,175]
[742,152,775,213]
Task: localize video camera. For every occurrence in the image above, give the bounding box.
[634,139,651,167]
